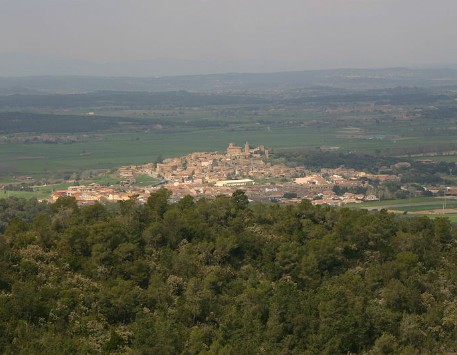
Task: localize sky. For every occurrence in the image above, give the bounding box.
[1,0,457,75]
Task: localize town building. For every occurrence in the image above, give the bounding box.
[215,179,255,187]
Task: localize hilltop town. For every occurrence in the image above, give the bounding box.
[50,142,403,206]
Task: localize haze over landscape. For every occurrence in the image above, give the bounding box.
[5,1,457,354]
[1,0,457,76]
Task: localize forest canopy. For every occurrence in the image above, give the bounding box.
[1,190,457,354]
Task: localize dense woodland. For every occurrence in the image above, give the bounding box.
[0,91,264,110]
[1,191,457,354]
[0,111,233,135]
[275,151,403,173]
[0,88,453,111]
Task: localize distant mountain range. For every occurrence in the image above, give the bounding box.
[0,53,312,78]
[1,57,457,94]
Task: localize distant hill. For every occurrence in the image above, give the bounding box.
[0,91,265,111]
[0,53,303,78]
[1,67,457,94]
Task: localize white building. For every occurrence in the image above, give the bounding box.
[215,179,255,187]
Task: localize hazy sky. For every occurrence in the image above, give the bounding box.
[1,0,457,71]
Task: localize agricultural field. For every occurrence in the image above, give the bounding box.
[1,78,457,201]
[406,213,457,223]
[1,109,456,179]
[349,197,457,221]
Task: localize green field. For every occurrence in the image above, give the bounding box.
[413,155,457,162]
[3,120,456,180]
[0,126,342,179]
[348,197,457,222]
[392,202,457,212]
[347,197,447,208]
[0,190,49,199]
[404,214,457,223]
[0,172,161,200]
[2,87,457,187]
[1,182,73,200]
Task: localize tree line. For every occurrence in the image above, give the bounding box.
[1,190,457,353]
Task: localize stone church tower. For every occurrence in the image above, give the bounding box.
[244,142,250,156]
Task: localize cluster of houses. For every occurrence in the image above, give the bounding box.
[50,184,134,205]
[49,180,381,207]
[118,143,304,184]
[47,143,405,206]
